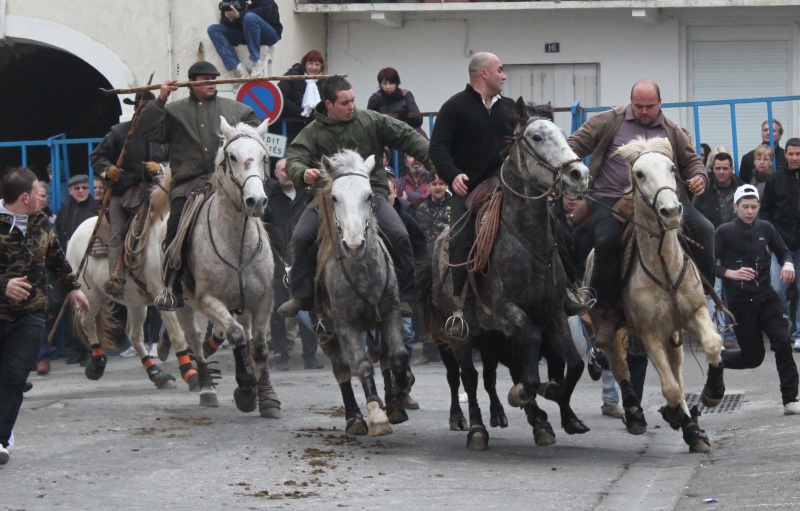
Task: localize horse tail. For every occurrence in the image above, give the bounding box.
[73,299,121,351]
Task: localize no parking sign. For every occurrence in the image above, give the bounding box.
[237,81,283,125]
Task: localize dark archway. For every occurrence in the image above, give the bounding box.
[0,43,121,179]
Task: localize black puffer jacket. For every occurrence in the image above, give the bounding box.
[367,88,423,129]
[760,167,800,250]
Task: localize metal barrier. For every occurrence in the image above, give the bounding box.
[571,95,800,175]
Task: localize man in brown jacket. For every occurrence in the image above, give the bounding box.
[567,79,713,346]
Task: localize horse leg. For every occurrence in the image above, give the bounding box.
[342,325,390,436]
[250,309,281,419]
[524,399,556,446]
[684,308,725,407]
[78,296,107,381]
[546,321,590,435]
[380,310,410,425]
[502,304,543,408]
[160,308,198,390]
[439,343,467,431]
[317,327,368,435]
[480,346,507,429]
[176,307,217,406]
[660,397,710,453]
[600,328,646,433]
[130,306,176,389]
[451,338,488,450]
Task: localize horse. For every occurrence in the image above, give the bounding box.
[67,172,198,392]
[419,99,590,450]
[166,117,279,417]
[583,137,725,453]
[312,149,411,436]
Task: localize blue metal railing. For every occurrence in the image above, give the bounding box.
[571,95,800,175]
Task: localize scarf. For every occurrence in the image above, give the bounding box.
[301,77,320,117]
[0,200,29,237]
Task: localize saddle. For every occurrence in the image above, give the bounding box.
[163,182,215,295]
[88,213,111,258]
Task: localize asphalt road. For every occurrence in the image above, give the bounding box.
[4,344,800,510]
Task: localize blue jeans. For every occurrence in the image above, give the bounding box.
[1,312,46,447]
[771,251,800,340]
[207,13,280,71]
[601,370,620,406]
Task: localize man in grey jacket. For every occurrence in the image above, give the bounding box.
[138,60,259,308]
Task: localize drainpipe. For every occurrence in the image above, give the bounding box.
[167,0,175,80]
[0,0,7,41]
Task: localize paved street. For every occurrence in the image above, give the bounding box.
[4,344,800,510]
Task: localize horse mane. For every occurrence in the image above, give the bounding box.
[149,166,171,219]
[615,137,674,167]
[211,122,270,189]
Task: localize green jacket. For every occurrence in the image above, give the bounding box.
[286,104,435,198]
[138,93,259,201]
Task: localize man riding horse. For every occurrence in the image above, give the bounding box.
[137,61,260,309]
[567,79,715,350]
[277,76,435,319]
[89,91,169,297]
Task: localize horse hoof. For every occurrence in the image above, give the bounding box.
[508,383,532,408]
[234,387,258,413]
[385,405,408,425]
[689,438,712,453]
[533,422,556,446]
[490,414,509,429]
[450,414,468,431]
[157,376,177,390]
[187,373,199,392]
[346,417,368,436]
[368,423,393,436]
[199,390,219,408]
[536,380,562,401]
[84,356,107,381]
[562,418,590,435]
[259,398,282,419]
[466,426,489,451]
[625,406,648,435]
[366,401,392,436]
[700,387,722,408]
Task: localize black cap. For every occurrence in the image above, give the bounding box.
[187,61,221,79]
[122,91,156,105]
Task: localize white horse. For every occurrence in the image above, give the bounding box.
[166,117,278,417]
[584,137,725,453]
[66,173,197,391]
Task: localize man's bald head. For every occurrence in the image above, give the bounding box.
[469,52,498,77]
[468,52,506,98]
[630,79,661,101]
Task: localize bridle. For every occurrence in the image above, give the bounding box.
[500,118,582,201]
[328,172,375,242]
[218,132,269,213]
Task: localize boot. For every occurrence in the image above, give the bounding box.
[593,307,622,348]
[103,277,126,298]
[277,297,314,318]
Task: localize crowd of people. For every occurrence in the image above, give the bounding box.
[3,13,800,465]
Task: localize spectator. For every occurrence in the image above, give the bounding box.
[414,173,451,251]
[396,154,430,210]
[34,182,55,376]
[93,176,104,203]
[761,138,800,352]
[739,120,787,184]
[272,50,325,142]
[716,184,800,415]
[207,0,282,79]
[704,145,729,175]
[749,144,775,198]
[367,67,423,131]
[700,143,711,167]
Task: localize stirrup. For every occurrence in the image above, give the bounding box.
[154,290,179,312]
[445,309,470,340]
[573,286,597,310]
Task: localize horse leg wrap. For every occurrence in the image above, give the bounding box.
[362,377,384,409]
[701,362,725,407]
[257,365,281,419]
[620,380,647,432]
[233,345,257,389]
[202,334,225,359]
[659,403,688,431]
[84,344,108,381]
[175,349,198,386]
[682,406,709,452]
[142,356,176,389]
[339,381,367,435]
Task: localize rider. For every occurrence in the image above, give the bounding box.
[89,91,169,297]
[138,61,260,309]
[427,52,516,311]
[566,79,714,348]
[276,76,435,318]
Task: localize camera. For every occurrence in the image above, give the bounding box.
[219,0,244,12]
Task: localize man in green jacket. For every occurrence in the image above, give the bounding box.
[278,77,435,318]
[138,61,260,309]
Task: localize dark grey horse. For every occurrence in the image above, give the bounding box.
[420,100,590,450]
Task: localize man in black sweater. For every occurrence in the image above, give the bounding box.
[715,184,800,415]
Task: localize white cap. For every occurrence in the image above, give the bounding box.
[734,184,759,203]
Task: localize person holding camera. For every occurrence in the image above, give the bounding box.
[207,0,282,79]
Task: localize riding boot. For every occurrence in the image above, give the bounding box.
[103,276,126,298]
[593,307,622,349]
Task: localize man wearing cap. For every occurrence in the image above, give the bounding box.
[138,61,259,308]
[90,91,170,297]
[715,184,800,415]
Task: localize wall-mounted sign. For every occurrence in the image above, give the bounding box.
[545,43,560,53]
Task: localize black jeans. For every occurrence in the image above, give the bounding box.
[271,275,318,360]
[288,196,415,302]
[0,312,45,447]
[448,194,472,297]
[723,292,799,405]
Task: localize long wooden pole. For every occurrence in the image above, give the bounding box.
[100,73,348,95]
[47,72,157,346]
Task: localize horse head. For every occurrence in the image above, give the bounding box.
[318,149,376,258]
[215,117,271,217]
[511,98,589,197]
[616,137,682,229]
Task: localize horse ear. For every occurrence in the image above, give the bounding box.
[364,155,376,172]
[256,118,271,137]
[219,116,235,139]
[515,97,528,121]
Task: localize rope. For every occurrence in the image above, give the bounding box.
[164,192,207,273]
[124,198,153,278]
[468,190,502,277]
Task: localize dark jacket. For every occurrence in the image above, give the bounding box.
[263,177,308,265]
[219,0,282,36]
[54,196,100,252]
[413,193,451,250]
[428,85,516,192]
[0,208,79,321]
[367,88,423,129]
[691,174,744,229]
[760,167,800,250]
[276,63,323,121]
[715,217,792,302]
[90,121,169,196]
[739,143,787,184]
[393,197,428,261]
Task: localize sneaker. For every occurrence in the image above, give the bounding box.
[402,393,420,410]
[303,357,324,370]
[119,346,137,358]
[784,401,800,415]
[587,348,603,382]
[36,360,51,376]
[0,445,9,465]
[148,343,158,358]
[601,403,624,419]
[400,301,413,318]
[234,63,249,79]
[250,59,265,78]
[793,339,800,353]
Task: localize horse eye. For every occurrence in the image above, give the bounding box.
[532,134,543,142]
[635,170,645,179]
[229,154,238,162]
[366,193,373,202]
[331,195,338,203]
